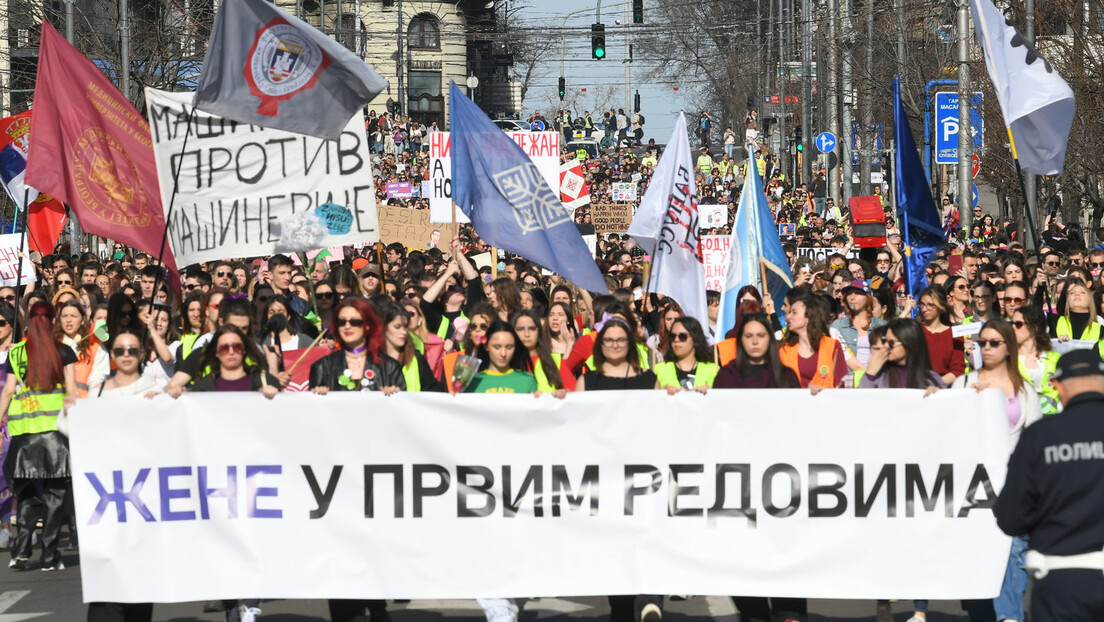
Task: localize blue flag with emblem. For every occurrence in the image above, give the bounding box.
[893,76,946,298]
[449,82,608,294]
[716,146,793,338]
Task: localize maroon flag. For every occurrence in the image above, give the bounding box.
[25,21,178,274]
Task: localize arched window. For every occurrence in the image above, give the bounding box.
[408,14,440,50]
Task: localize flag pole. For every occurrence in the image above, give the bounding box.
[12,187,30,341]
[148,107,197,304]
[1007,128,1040,253]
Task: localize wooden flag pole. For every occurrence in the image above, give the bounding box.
[286,331,329,375]
[12,187,30,341]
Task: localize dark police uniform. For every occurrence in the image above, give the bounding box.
[993,388,1104,621]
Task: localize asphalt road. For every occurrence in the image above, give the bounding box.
[0,548,985,622]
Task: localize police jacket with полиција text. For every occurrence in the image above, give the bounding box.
[994,391,1104,556]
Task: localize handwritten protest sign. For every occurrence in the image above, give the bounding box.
[590,203,634,236]
[0,233,35,286]
[378,205,458,251]
[702,235,731,292]
[145,89,379,265]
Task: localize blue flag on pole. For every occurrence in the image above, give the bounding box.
[449,82,608,293]
[893,76,946,297]
[717,147,793,338]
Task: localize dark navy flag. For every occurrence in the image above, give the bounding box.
[449,82,608,293]
[893,76,946,297]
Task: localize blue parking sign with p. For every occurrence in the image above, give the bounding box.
[934,92,983,165]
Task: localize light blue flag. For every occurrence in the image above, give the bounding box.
[449,82,608,293]
[717,148,793,338]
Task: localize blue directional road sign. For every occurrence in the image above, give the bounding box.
[934,92,984,165]
[531,119,546,131]
[972,183,979,209]
[815,131,837,153]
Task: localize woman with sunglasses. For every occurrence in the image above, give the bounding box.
[190,324,279,398]
[1011,305,1061,415]
[943,276,971,325]
[0,302,78,571]
[313,281,337,337]
[52,268,76,293]
[54,300,108,398]
[90,330,160,397]
[512,310,574,396]
[310,297,404,395]
[967,281,1000,324]
[378,300,443,393]
[916,285,965,385]
[442,304,496,394]
[952,319,1040,622]
[654,317,717,393]
[858,319,944,390]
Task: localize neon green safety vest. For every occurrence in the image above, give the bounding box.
[533,353,563,393]
[654,361,719,389]
[6,342,66,437]
[1018,351,1061,416]
[697,155,713,174]
[1056,316,1103,341]
[402,357,421,392]
[180,333,200,361]
[410,332,426,355]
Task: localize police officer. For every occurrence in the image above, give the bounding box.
[994,348,1104,621]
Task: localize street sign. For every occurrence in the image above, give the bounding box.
[972,183,979,209]
[816,131,837,153]
[972,153,980,178]
[934,92,984,165]
[531,119,546,131]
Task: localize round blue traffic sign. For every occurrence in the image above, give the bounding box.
[815,132,837,153]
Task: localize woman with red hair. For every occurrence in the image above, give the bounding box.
[310,296,404,394]
[0,301,78,571]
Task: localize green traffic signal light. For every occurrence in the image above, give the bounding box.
[595,47,605,58]
[796,143,804,152]
[591,23,606,60]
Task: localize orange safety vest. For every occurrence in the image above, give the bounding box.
[72,341,100,398]
[715,338,738,367]
[778,336,838,389]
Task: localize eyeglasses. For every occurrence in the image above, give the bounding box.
[217,342,244,355]
[978,339,1006,349]
[56,279,72,286]
[884,339,901,349]
[1090,262,1104,269]
[0,319,9,327]
[216,271,230,277]
[917,302,936,309]
[0,295,14,302]
[1045,261,1060,267]
[470,322,490,331]
[670,332,691,342]
[316,292,334,300]
[335,317,364,327]
[1011,320,1026,329]
[184,283,199,291]
[602,337,629,346]
[112,346,141,357]
[955,284,968,290]
[1004,296,1027,305]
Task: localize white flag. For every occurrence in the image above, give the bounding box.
[628,113,708,334]
[970,0,1075,175]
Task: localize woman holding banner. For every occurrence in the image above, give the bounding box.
[654,317,717,392]
[952,319,1041,622]
[714,313,799,389]
[310,297,404,395]
[378,299,443,393]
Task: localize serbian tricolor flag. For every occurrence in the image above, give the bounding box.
[25,21,178,275]
[195,0,388,140]
[0,112,66,253]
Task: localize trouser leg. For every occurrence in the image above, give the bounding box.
[39,478,67,566]
[11,478,42,560]
[1031,569,1104,622]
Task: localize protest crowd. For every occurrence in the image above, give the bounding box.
[1,0,1101,620]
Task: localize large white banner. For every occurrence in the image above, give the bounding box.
[145,89,380,265]
[428,131,560,224]
[71,390,1011,603]
[0,233,35,286]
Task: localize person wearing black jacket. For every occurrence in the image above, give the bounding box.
[310,297,404,394]
[994,349,1104,622]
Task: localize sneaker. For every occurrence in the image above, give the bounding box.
[238,605,262,622]
[40,560,65,571]
[640,603,662,622]
[906,616,927,622]
[7,557,28,570]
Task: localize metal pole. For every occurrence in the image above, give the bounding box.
[120,0,130,101]
[957,0,972,234]
[1023,0,1037,247]
[777,0,786,177]
[888,138,897,225]
[801,0,812,184]
[840,0,853,207]
[827,0,840,207]
[65,0,81,256]
[397,0,404,117]
[624,0,631,115]
[859,0,873,195]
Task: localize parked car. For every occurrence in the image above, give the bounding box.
[493,119,531,132]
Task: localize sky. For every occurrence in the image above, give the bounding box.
[515,0,687,144]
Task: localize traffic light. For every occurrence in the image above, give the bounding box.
[634,90,641,113]
[763,116,776,134]
[793,125,803,151]
[632,0,643,23]
[591,23,606,59]
[558,76,566,101]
